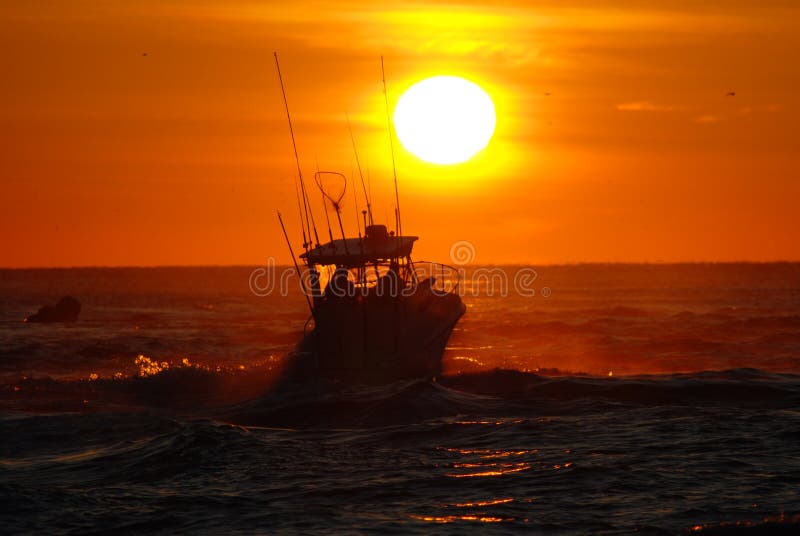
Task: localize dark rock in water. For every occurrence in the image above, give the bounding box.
[25,296,81,323]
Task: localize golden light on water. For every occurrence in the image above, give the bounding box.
[135,354,171,377]
[446,463,531,478]
[393,76,496,165]
[407,445,577,526]
[410,514,511,523]
[455,498,515,507]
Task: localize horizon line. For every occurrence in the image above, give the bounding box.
[2,260,800,270]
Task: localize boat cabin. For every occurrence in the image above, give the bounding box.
[299,224,422,300]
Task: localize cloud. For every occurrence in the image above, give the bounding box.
[693,114,722,124]
[616,101,675,112]
[737,105,783,116]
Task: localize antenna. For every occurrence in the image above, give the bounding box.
[274,52,320,247]
[381,55,402,236]
[346,113,373,226]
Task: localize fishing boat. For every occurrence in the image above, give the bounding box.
[283,220,466,384]
[273,54,465,384]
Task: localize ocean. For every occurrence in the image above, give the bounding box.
[1,264,799,534]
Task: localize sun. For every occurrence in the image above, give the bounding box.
[393,76,496,165]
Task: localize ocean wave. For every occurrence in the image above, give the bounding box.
[1,360,278,413]
[4,366,800,427]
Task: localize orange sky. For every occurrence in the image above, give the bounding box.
[1,1,798,267]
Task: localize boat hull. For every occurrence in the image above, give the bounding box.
[285,290,465,384]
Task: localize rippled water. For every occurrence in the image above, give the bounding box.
[2,265,799,534]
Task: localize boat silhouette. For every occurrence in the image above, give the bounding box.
[284,221,466,384]
[272,54,466,384]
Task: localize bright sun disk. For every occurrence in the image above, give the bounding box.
[393,76,496,165]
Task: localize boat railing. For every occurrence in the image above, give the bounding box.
[301,261,461,327]
[412,260,461,296]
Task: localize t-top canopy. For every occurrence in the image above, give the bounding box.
[301,230,417,267]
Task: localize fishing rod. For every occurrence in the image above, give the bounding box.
[274,52,320,248]
[381,55,402,236]
[320,188,334,244]
[304,182,320,247]
[294,176,308,248]
[366,168,373,219]
[351,168,366,269]
[316,162,335,243]
[277,211,315,321]
[352,172,362,238]
[345,112,373,226]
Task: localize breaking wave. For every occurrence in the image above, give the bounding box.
[5,365,799,429]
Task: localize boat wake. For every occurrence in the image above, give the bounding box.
[4,366,799,428]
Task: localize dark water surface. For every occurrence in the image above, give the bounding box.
[1,264,799,534]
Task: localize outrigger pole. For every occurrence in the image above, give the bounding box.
[381,55,402,236]
[274,52,320,248]
[277,211,315,321]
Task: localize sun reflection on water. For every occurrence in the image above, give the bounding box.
[134,354,171,377]
[439,447,541,479]
[408,443,578,526]
[447,463,531,478]
[410,514,513,523]
[455,498,514,507]
[455,418,525,425]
